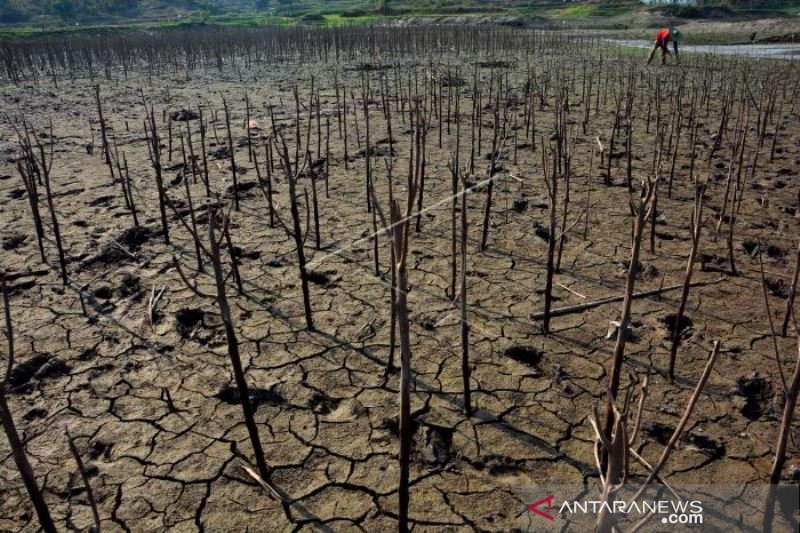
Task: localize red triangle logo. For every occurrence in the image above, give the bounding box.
[528,494,555,521]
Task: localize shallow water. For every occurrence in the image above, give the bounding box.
[609,39,800,60]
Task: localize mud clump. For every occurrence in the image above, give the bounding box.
[8,187,25,199]
[306,270,339,288]
[685,433,725,461]
[93,286,113,300]
[484,455,524,477]
[662,314,693,339]
[117,273,142,300]
[414,424,454,466]
[2,234,27,250]
[533,223,550,242]
[88,440,113,460]
[764,277,789,298]
[646,422,674,445]
[84,226,154,267]
[347,63,391,72]
[23,407,48,421]
[232,246,261,261]
[209,146,230,160]
[736,375,773,420]
[169,109,199,122]
[308,391,340,415]
[378,415,419,438]
[512,198,528,213]
[504,346,542,367]
[477,60,514,69]
[619,260,658,280]
[89,195,115,207]
[175,308,205,338]
[216,386,284,409]
[225,181,257,198]
[742,240,787,261]
[8,354,71,394]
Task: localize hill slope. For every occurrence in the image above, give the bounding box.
[0,0,638,26]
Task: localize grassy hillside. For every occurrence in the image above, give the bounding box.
[0,0,656,27]
[0,0,796,33]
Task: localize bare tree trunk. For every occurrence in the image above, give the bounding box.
[763,341,800,533]
[67,432,101,532]
[459,165,471,416]
[277,140,314,331]
[0,280,57,533]
[604,180,655,449]
[781,243,800,337]
[223,98,240,211]
[208,211,270,482]
[543,150,558,334]
[668,185,705,380]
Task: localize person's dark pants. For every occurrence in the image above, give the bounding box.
[647,42,669,65]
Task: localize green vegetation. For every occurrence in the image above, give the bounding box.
[0,0,797,36]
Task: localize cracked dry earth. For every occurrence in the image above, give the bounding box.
[0,48,799,532]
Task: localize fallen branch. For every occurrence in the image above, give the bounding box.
[240,461,290,503]
[530,277,726,320]
[0,269,50,282]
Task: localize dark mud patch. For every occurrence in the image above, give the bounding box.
[8,354,71,394]
[736,376,773,420]
[347,63,392,72]
[742,240,787,261]
[209,146,230,160]
[662,314,693,338]
[440,72,465,87]
[92,286,113,300]
[533,223,550,242]
[476,60,514,69]
[378,414,420,439]
[169,109,199,121]
[175,308,205,338]
[84,226,154,267]
[414,424,454,466]
[483,455,525,477]
[7,279,36,295]
[88,440,113,460]
[232,246,261,261]
[216,386,285,408]
[23,407,48,421]
[8,187,25,200]
[349,143,395,161]
[619,260,659,280]
[698,253,727,273]
[308,391,340,415]
[504,346,543,367]
[116,273,142,300]
[416,316,437,331]
[89,194,115,207]
[684,433,725,460]
[764,277,789,298]
[646,422,674,445]
[225,181,257,198]
[307,270,338,287]
[512,197,528,213]
[2,234,27,250]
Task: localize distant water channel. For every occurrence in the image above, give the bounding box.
[609,39,800,61]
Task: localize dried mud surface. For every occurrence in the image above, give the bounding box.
[0,51,799,532]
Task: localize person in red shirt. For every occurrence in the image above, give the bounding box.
[647,27,682,65]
